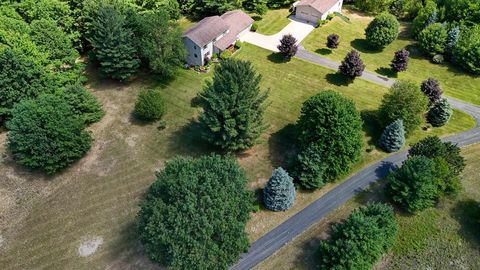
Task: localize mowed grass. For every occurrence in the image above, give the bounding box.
[252,8,291,35]
[302,9,480,105]
[256,143,480,270]
[0,44,475,269]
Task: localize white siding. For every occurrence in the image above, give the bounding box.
[320,0,343,20]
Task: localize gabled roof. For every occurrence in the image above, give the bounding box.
[297,0,340,14]
[182,16,229,47]
[214,10,254,50]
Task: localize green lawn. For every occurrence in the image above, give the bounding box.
[302,10,480,105]
[251,8,291,35]
[0,44,475,269]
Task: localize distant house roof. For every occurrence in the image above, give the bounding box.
[297,0,340,13]
[214,10,254,50]
[182,16,229,47]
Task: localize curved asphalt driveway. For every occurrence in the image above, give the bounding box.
[230,44,480,269]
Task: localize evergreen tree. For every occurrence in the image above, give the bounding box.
[446,26,460,53]
[391,48,410,72]
[89,4,140,81]
[421,77,443,104]
[339,50,365,79]
[277,34,298,60]
[427,98,453,127]
[326,34,340,49]
[199,59,268,151]
[263,167,296,211]
[378,119,405,152]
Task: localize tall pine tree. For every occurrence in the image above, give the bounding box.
[378,119,405,152]
[199,59,268,151]
[89,4,140,81]
[263,167,296,211]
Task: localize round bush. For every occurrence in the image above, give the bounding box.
[277,34,298,59]
[137,155,251,269]
[263,167,296,211]
[339,50,365,79]
[390,48,410,72]
[6,94,92,174]
[427,98,453,127]
[365,13,400,48]
[453,25,480,74]
[418,23,448,56]
[326,34,340,49]
[134,89,165,121]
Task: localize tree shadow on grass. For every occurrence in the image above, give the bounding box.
[451,199,480,247]
[375,67,398,78]
[361,109,382,147]
[166,119,218,158]
[267,52,288,64]
[268,123,299,170]
[316,48,332,55]
[350,39,383,54]
[325,72,353,86]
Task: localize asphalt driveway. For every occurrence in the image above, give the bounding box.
[240,17,315,52]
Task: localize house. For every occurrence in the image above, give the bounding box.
[182,10,254,66]
[293,0,343,23]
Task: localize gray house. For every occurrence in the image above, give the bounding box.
[182,10,254,66]
[293,0,343,23]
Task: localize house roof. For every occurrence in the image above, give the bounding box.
[182,16,229,47]
[214,10,254,50]
[297,0,339,14]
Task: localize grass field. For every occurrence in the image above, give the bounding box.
[252,8,291,35]
[256,143,480,270]
[302,9,480,105]
[0,44,475,269]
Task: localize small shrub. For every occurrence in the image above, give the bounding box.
[418,23,448,56]
[326,34,340,49]
[277,34,298,60]
[134,90,166,121]
[421,77,443,104]
[390,48,410,72]
[234,40,243,49]
[263,167,296,211]
[251,22,258,32]
[339,50,365,79]
[427,98,453,127]
[326,13,335,20]
[316,19,327,28]
[219,50,232,60]
[378,119,405,152]
[365,13,400,48]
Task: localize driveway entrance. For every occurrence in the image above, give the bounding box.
[239,17,315,52]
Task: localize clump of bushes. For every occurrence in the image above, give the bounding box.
[378,119,405,152]
[326,34,340,49]
[294,91,363,189]
[277,34,298,60]
[134,89,166,121]
[318,203,398,269]
[365,13,400,48]
[391,48,409,72]
[137,155,251,270]
[263,167,296,211]
[339,50,365,79]
[378,80,428,136]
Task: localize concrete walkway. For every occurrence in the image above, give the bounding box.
[240,17,315,52]
[232,27,480,270]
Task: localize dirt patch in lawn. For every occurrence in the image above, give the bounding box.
[78,237,103,257]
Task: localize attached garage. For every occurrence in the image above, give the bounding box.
[294,0,343,23]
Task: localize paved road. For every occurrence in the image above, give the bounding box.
[231,44,480,270]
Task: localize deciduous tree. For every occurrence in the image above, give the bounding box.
[365,13,400,48]
[390,48,409,72]
[421,77,443,104]
[277,34,298,60]
[338,50,365,79]
[326,33,340,49]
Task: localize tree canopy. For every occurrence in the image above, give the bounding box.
[137,155,251,270]
[365,13,400,48]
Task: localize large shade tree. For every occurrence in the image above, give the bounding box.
[6,94,92,174]
[137,155,251,270]
[199,58,268,151]
[295,90,363,189]
[365,13,400,48]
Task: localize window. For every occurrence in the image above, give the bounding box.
[194,45,197,49]
[203,44,208,49]
[194,54,198,58]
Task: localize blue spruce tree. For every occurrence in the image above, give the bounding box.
[263,167,296,211]
[427,98,453,127]
[379,119,405,153]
